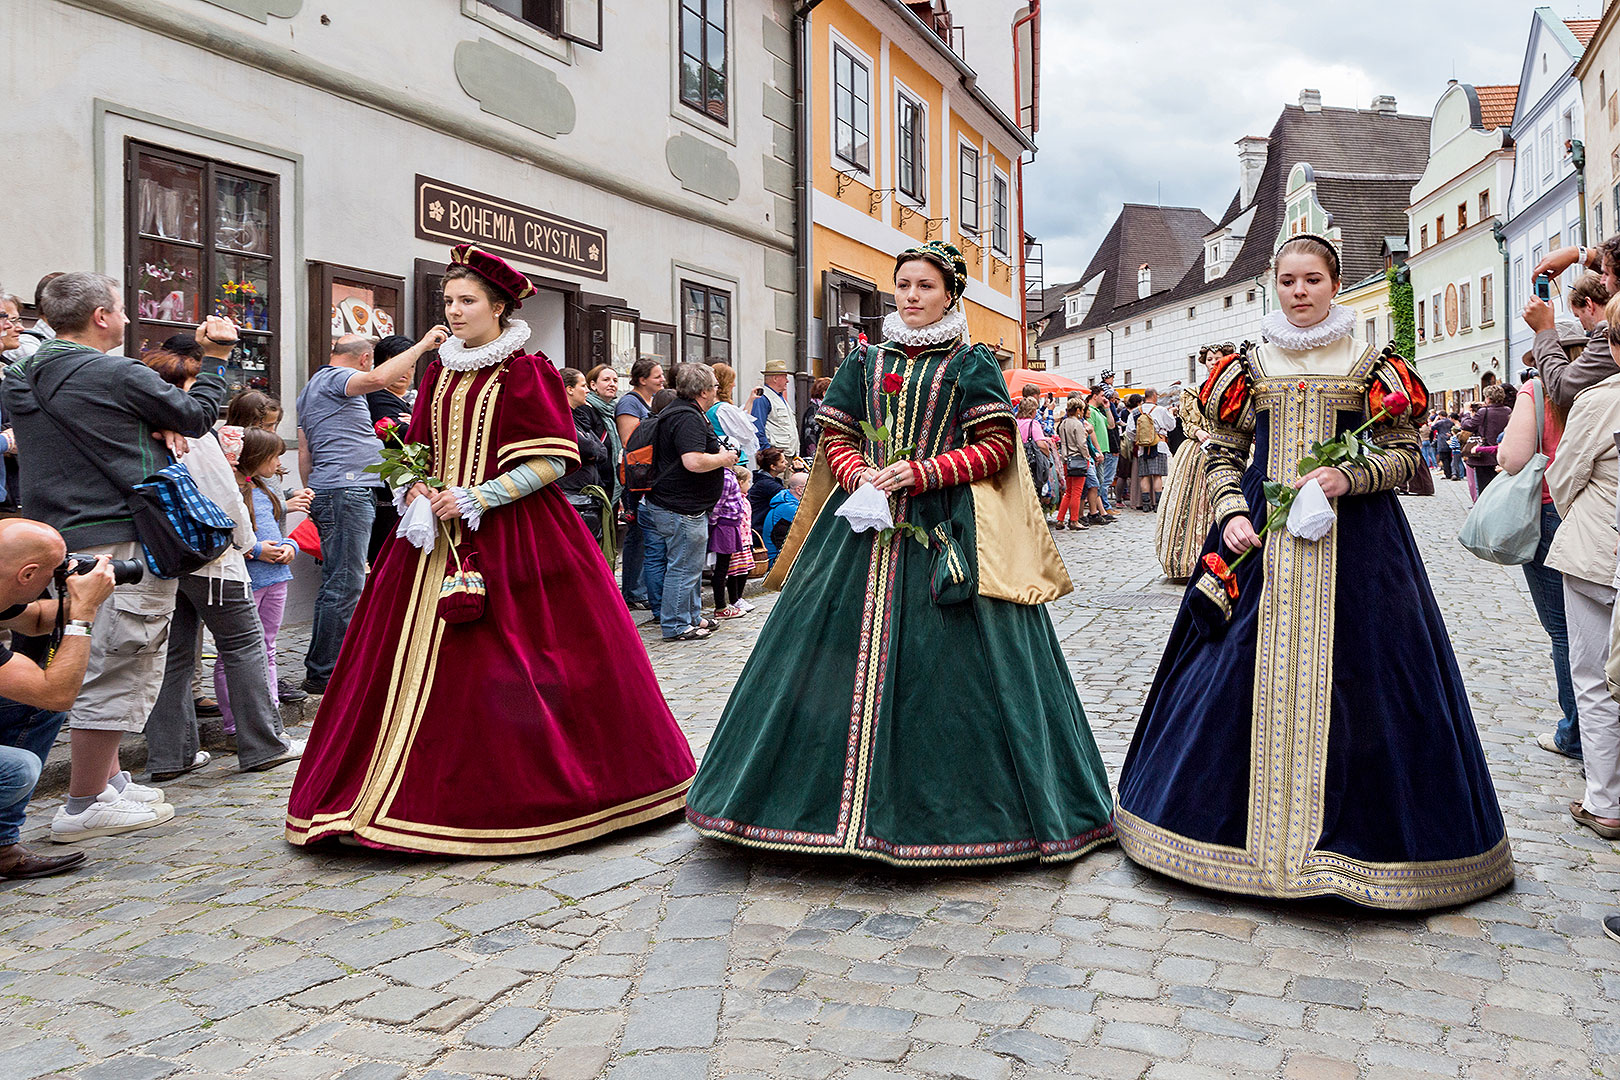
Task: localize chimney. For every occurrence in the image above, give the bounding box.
[1236,135,1269,206]
[1372,94,1398,116]
[1299,88,1322,112]
[1137,264,1152,299]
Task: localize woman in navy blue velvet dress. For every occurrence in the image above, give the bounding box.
[1115,235,1513,910]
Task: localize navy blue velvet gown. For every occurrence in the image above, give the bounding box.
[1115,334,1513,910]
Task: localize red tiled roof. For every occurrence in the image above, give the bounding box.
[1474,84,1519,130]
[1567,18,1600,47]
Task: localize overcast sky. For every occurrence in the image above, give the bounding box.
[1026,1,1606,285]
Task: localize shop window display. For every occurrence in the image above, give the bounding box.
[126,141,279,395]
[308,263,404,379]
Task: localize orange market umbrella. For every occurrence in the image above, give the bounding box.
[1004,369,1087,397]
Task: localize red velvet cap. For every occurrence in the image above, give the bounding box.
[449,244,537,309]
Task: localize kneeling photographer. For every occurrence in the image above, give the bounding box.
[0,519,120,879]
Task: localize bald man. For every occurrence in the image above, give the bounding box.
[0,519,117,876]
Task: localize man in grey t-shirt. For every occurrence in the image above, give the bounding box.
[295,328,445,693]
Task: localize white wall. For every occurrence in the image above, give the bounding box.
[2,0,789,426]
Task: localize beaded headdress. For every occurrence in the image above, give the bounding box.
[895,241,970,308]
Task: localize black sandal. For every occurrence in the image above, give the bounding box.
[669,626,712,641]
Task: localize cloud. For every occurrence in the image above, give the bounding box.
[1027,0,1579,283]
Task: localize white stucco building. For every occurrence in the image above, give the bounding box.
[4,0,799,423]
[1035,92,1428,394]
[1500,9,1597,381]
[1405,81,1518,403]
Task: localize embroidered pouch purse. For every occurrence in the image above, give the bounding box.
[438,549,486,623]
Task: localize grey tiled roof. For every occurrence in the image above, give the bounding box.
[1049,204,1213,338]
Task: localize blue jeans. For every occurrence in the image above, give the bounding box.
[0,700,66,846]
[621,491,647,603]
[1098,453,1119,510]
[1522,502,1580,755]
[305,486,377,686]
[1421,441,1437,467]
[640,501,710,638]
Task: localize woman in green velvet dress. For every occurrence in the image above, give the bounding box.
[686,242,1114,866]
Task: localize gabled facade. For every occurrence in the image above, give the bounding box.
[1501,8,1591,382]
[1573,3,1620,248]
[1031,204,1211,377]
[1043,92,1430,392]
[808,0,1037,372]
[1406,82,1517,401]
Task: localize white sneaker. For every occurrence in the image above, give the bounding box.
[735,598,755,614]
[110,779,165,805]
[282,737,307,757]
[51,790,175,843]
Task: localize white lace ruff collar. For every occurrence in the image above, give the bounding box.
[439,319,532,370]
[1260,305,1355,351]
[882,308,970,348]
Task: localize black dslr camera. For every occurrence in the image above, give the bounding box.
[57,553,145,587]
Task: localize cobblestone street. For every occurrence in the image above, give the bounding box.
[2,478,1616,1080]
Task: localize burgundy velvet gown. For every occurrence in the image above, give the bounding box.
[285,352,695,855]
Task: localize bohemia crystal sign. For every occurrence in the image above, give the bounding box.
[415,175,607,280]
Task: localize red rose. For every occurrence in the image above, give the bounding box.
[881,372,904,394]
[1201,552,1240,599]
[374,418,398,439]
[1381,389,1410,419]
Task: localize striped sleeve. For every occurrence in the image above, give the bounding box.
[907,416,1016,492]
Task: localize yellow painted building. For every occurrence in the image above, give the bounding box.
[808,0,1038,373]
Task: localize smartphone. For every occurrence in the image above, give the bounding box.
[1535,274,1551,301]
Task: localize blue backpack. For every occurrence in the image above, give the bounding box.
[129,461,237,579]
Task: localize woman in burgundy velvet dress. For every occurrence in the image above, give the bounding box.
[286,246,694,855]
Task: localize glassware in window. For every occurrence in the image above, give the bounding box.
[134,240,201,323]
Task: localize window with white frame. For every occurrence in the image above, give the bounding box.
[1514,256,1524,308]
[1481,273,1494,326]
[896,90,926,203]
[1417,299,1426,341]
[991,171,1010,256]
[1052,344,1060,368]
[832,42,871,174]
[1479,190,1490,219]
[1064,294,1081,328]
[1246,289,1256,302]
[1561,108,1575,156]
[1365,318,1376,342]
[1431,292,1443,339]
[1523,144,1536,197]
[1459,281,1471,330]
[1541,129,1554,179]
[1598,202,1606,242]
[958,144,980,233]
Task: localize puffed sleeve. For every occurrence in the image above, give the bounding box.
[492,355,582,472]
[817,344,875,491]
[1338,355,1426,496]
[907,345,1017,492]
[1198,352,1257,525]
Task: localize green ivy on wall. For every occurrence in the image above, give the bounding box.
[1387,267,1415,359]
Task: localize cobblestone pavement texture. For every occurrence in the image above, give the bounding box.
[3,479,1617,1079]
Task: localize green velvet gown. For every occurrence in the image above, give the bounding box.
[686,337,1115,866]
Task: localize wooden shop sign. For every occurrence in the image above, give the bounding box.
[414,174,607,280]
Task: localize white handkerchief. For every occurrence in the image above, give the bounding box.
[1286,477,1337,542]
[396,494,438,550]
[834,482,894,533]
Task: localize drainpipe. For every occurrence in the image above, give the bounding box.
[1011,1,1039,366]
[794,1,825,377]
[1572,138,1588,246]
[1493,220,1512,382]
